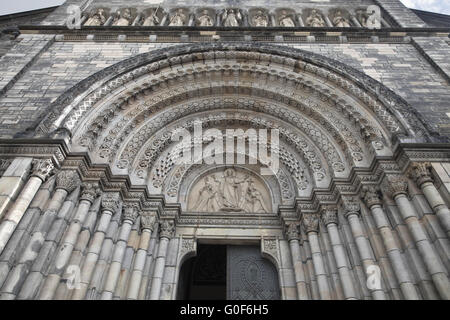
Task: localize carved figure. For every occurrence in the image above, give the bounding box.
[333,10,351,27]
[306,9,325,27]
[143,11,160,26]
[169,9,186,26]
[252,10,269,27]
[84,9,106,26]
[222,9,242,27]
[113,9,132,26]
[198,10,214,26]
[279,10,295,27]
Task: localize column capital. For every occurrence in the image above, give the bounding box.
[286,223,300,241]
[55,170,80,193]
[141,212,157,231]
[302,213,320,234]
[383,174,408,198]
[101,192,121,213]
[408,162,433,187]
[159,219,176,239]
[80,182,101,203]
[122,202,139,223]
[342,196,361,218]
[361,185,382,208]
[321,205,338,226]
[31,159,55,182]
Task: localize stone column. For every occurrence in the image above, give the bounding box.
[302,213,331,300]
[0,169,80,300]
[321,206,358,300]
[361,186,420,300]
[149,219,175,300]
[71,192,121,300]
[0,157,33,219]
[0,175,55,289]
[127,212,156,300]
[286,223,309,300]
[409,162,450,238]
[0,159,54,255]
[342,197,387,300]
[100,203,138,300]
[39,182,100,299]
[384,175,450,300]
[138,222,159,300]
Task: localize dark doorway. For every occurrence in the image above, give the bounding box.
[177,244,281,300]
[177,244,227,300]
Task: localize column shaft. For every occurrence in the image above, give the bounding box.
[288,239,309,299]
[421,182,450,238]
[127,229,152,300]
[149,237,169,300]
[308,232,332,300]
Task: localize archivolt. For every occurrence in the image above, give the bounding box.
[35,43,429,143]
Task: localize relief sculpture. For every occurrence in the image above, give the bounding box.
[189,168,271,213]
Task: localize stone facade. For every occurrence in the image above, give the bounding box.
[0,0,449,300]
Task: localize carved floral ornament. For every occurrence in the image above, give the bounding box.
[81,6,387,28]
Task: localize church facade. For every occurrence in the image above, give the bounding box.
[0,0,449,300]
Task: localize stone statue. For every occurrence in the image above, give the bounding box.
[197,10,214,27]
[113,9,132,26]
[222,9,242,27]
[84,9,106,26]
[190,169,269,213]
[306,9,325,27]
[356,9,368,27]
[279,10,295,27]
[333,10,351,27]
[143,12,160,26]
[252,10,269,27]
[169,9,186,26]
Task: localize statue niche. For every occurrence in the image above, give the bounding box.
[187,168,271,213]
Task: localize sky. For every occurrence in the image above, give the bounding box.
[0,0,450,16]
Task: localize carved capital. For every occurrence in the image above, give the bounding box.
[80,182,100,203]
[383,174,408,198]
[141,213,157,231]
[31,159,55,182]
[159,219,175,239]
[361,186,382,208]
[122,203,139,223]
[342,196,361,218]
[408,162,433,187]
[101,192,121,213]
[55,170,80,193]
[302,213,320,234]
[321,205,338,226]
[286,223,300,241]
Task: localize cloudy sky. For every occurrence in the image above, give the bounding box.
[0,0,450,16]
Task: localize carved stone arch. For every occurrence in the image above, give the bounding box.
[32,43,433,144]
[128,111,333,184]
